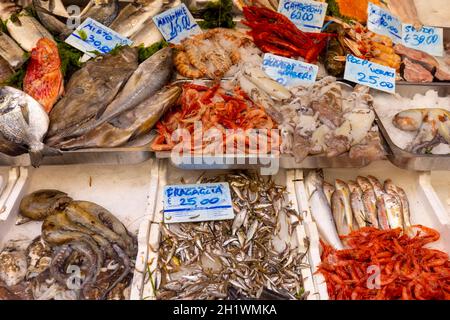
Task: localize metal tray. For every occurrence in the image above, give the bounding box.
[373,83,450,171]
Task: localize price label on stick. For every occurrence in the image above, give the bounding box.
[262,53,318,87]
[65,18,132,57]
[153,3,202,44]
[402,24,444,57]
[367,2,402,43]
[344,54,396,94]
[278,0,328,33]
[163,183,234,224]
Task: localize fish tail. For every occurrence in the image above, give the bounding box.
[29,143,61,167]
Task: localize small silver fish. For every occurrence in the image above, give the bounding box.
[348,181,367,229]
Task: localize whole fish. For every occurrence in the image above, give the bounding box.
[109,0,163,38]
[383,193,403,229]
[130,19,163,47]
[322,182,335,207]
[80,0,119,26]
[367,176,390,230]
[67,46,173,139]
[0,56,13,83]
[385,179,411,229]
[305,170,343,250]
[23,38,64,113]
[5,10,54,51]
[0,31,26,69]
[362,188,378,228]
[348,181,367,229]
[0,86,59,166]
[335,179,353,232]
[45,47,139,146]
[56,85,182,149]
[331,190,346,235]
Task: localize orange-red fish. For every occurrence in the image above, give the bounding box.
[23,38,63,113]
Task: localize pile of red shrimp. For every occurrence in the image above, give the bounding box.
[318,226,450,300]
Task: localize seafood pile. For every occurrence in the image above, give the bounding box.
[305,171,412,250]
[155,171,309,300]
[243,6,334,62]
[319,226,450,300]
[151,83,279,153]
[373,90,450,155]
[173,28,254,79]
[279,77,385,162]
[0,190,137,300]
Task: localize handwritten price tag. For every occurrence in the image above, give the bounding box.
[262,53,318,87]
[344,54,396,94]
[65,18,132,57]
[367,2,402,43]
[278,0,328,33]
[163,183,234,223]
[402,24,444,57]
[153,3,202,44]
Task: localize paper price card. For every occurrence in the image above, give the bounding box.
[262,53,318,87]
[367,2,402,43]
[65,18,132,57]
[344,54,396,94]
[277,0,328,33]
[153,3,202,44]
[402,24,444,57]
[163,183,234,224]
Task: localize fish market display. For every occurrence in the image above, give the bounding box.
[45,47,139,146]
[156,172,309,300]
[0,86,59,166]
[327,0,384,23]
[174,28,252,79]
[0,190,137,300]
[374,90,450,155]
[242,6,334,62]
[151,83,278,153]
[319,226,450,300]
[23,38,63,113]
[279,77,385,162]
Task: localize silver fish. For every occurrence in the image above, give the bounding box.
[32,0,71,38]
[384,179,411,229]
[0,31,25,69]
[80,0,119,26]
[0,86,59,166]
[383,193,403,229]
[305,170,343,249]
[348,181,366,229]
[130,19,163,47]
[109,0,163,38]
[335,179,353,232]
[5,10,54,51]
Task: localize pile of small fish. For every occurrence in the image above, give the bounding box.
[279,77,386,163]
[0,190,137,300]
[319,226,450,300]
[305,170,411,250]
[155,172,309,300]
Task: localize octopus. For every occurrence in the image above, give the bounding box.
[173,28,253,79]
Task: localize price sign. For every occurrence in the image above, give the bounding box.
[153,3,202,44]
[65,18,132,57]
[344,54,396,94]
[367,2,402,43]
[278,0,328,33]
[262,53,318,87]
[402,24,444,57]
[163,183,234,223]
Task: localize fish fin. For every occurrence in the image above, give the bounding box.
[29,144,61,167]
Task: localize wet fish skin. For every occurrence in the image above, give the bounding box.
[348,181,367,229]
[55,85,182,149]
[383,193,403,229]
[362,188,378,228]
[0,31,26,69]
[384,179,411,229]
[130,19,163,48]
[305,170,343,250]
[322,182,335,207]
[45,47,139,145]
[367,175,390,230]
[331,190,346,235]
[80,0,119,26]
[5,10,54,51]
[0,86,59,166]
[335,179,353,232]
[32,0,72,38]
[0,56,13,83]
[356,176,372,192]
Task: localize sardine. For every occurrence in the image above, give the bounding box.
[66,46,173,139]
[335,179,353,232]
[55,85,182,149]
[46,47,139,145]
[305,170,343,249]
[348,181,366,229]
[5,10,54,51]
[80,0,119,26]
[322,182,335,207]
[0,86,59,166]
[0,31,26,69]
[109,0,163,38]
